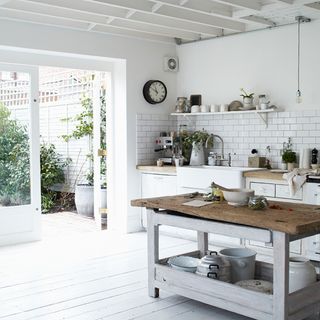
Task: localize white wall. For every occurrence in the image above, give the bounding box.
[0,19,177,233]
[177,19,320,110]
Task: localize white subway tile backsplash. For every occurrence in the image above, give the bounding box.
[137,111,320,168]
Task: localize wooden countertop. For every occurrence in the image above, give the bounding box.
[131,194,320,235]
[244,170,285,181]
[136,165,177,174]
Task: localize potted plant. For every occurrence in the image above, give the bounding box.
[183,130,211,166]
[282,150,297,171]
[62,91,107,218]
[281,137,296,171]
[240,88,254,110]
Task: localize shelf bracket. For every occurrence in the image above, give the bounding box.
[256,112,268,128]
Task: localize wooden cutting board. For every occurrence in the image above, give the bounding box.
[131,194,320,235]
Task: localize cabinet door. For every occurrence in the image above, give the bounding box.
[246,239,301,256]
[304,235,320,261]
[141,173,177,227]
[250,182,275,197]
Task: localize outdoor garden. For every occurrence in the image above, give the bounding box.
[0,68,107,217]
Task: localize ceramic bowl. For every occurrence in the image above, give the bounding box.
[222,188,254,206]
[168,256,200,273]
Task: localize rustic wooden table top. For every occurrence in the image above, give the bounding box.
[131,194,320,235]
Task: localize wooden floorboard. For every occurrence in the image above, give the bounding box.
[0,214,253,320]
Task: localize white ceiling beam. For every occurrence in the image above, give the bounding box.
[2,1,202,40]
[18,0,224,36]
[109,19,202,40]
[273,0,294,4]
[151,2,163,12]
[233,0,316,20]
[241,15,276,26]
[91,0,246,31]
[0,7,176,43]
[150,0,233,17]
[0,7,90,29]
[305,2,320,11]
[130,11,224,36]
[87,22,96,30]
[154,5,245,31]
[125,10,136,19]
[211,0,263,11]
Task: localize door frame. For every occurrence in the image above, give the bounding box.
[0,63,41,246]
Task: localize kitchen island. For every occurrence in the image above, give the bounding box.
[131,194,320,320]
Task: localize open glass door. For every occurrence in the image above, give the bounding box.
[93,72,109,228]
[0,64,41,245]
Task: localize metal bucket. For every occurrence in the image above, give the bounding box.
[219,248,257,283]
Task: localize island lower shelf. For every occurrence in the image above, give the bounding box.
[156,250,320,320]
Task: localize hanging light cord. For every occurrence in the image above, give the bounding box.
[297,17,301,96]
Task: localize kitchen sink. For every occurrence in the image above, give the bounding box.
[177,166,266,192]
[201,165,265,172]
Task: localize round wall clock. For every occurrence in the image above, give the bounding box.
[143,80,167,104]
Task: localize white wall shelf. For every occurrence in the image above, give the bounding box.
[170,108,280,128]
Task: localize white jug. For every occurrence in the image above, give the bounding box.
[190,142,205,166]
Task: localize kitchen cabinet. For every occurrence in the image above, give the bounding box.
[141,172,177,228]
[246,177,310,259]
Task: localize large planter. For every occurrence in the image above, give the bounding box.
[75,184,94,217]
[75,185,108,218]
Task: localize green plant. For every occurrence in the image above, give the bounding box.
[41,191,56,213]
[179,130,211,164]
[183,130,211,148]
[61,89,106,186]
[0,103,30,206]
[40,143,70,212]
[240,88,254,98]
[282,150,297,163]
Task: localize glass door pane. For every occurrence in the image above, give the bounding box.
[0,71,31,207]
[0,64,40,245]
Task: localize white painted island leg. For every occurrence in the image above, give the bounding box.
[197,231,208,256]
[147,209,159,298]
[273,231,289,320]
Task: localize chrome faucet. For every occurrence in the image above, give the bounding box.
[206,134,224,160]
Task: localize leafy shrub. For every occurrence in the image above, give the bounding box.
[40,143,70,213]
[61,92,106,186]
[0,103,30,206]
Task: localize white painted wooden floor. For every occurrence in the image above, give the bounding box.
[0,217,251,320]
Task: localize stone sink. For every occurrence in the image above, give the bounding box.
[176,166,265,193]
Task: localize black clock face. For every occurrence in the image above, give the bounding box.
[143,80,167,104]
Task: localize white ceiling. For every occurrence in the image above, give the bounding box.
[0,0,320,44]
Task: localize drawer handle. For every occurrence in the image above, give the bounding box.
[153,177,164,180]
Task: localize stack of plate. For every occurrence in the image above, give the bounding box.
[168,256,200,273]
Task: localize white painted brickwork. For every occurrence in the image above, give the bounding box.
[137,111,320,168]
[136,114,176,165]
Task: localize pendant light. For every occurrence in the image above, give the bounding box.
[295,16,310,104]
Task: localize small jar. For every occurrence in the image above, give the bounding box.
[248,196,268,210]
[208,152,215,166]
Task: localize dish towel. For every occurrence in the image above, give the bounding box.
[283,168,318,196]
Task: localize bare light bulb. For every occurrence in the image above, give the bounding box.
[296,90,302,104]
